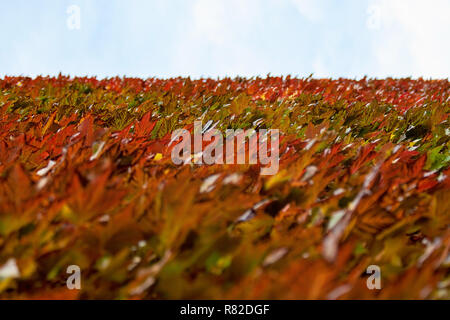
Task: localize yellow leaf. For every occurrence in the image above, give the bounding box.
[154,153,163,161]
[264,169,290,190]
[42,112,56,135]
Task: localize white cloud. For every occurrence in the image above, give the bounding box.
[192,0,228,46]
[290,0,325,22]
[370,0,450,78]
[312,57,328,77]
[170,0,269,77]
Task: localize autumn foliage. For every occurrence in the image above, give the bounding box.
[0,75,449,299]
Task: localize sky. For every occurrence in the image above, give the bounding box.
[1,0,449,79]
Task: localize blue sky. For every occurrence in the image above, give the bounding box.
[1,0,449,79]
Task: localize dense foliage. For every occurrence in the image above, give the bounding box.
[0,76,449,299]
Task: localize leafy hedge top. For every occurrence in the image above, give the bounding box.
[0,76,449,299]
